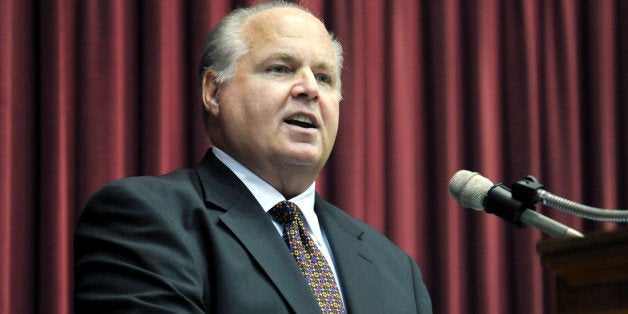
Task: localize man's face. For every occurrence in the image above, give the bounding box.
[204,8,341,185]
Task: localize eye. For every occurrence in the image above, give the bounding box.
[267,65,289,74]
[315,73,333,85]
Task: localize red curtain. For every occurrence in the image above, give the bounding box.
[2,0,626,313]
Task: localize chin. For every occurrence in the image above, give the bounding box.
[284,156,320,167]
[279,142,331,168]
[281,151,325,168]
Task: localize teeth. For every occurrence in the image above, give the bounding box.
[285,114,316,128]
[290,115,313,124]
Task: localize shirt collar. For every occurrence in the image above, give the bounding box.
[212,146,316,216]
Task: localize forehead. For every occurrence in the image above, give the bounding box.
[240,7,337,66]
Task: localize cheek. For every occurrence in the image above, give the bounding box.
[323,102,340,132]
[221,86,266,122]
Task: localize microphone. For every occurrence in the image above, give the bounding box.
[449,170,584,239]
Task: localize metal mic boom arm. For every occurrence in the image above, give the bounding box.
[512,174,628,223]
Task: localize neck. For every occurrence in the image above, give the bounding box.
[212,145,319,199]
[255,163,318,199]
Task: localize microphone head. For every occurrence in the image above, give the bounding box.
[448,170,494,210]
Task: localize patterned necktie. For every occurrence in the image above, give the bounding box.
[269,201,346,313]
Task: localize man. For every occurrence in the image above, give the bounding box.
[74,1,432,313]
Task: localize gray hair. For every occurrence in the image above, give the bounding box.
[198,1,344,123]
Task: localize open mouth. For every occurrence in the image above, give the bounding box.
[285,115,317,129]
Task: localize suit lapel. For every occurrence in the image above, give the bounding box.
[195,151,320,313]
[315,198,385,313]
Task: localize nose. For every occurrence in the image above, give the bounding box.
[291,68,319,101]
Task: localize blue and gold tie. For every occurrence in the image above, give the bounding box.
[269,201,345,313]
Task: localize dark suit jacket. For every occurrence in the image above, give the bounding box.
[74,150,432,313]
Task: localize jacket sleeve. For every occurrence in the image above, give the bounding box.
[74,180,207,313]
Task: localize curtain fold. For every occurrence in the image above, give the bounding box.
[37,1,77,313]
[2,1,626,313]
[2,1,36,313]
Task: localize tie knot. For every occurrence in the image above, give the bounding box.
[269,201,302,226]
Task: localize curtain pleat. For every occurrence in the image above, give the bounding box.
[2,1,626,313]
[37,1,77,313]
[585,1,618,219]
[140,1,188,174]
[76,0,139,202]
[1,2,37,313]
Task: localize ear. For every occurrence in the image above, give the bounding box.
[201,71,221,116]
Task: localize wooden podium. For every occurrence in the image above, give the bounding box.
[537,228,628,314]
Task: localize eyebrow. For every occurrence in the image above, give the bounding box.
[265,53,295,64]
